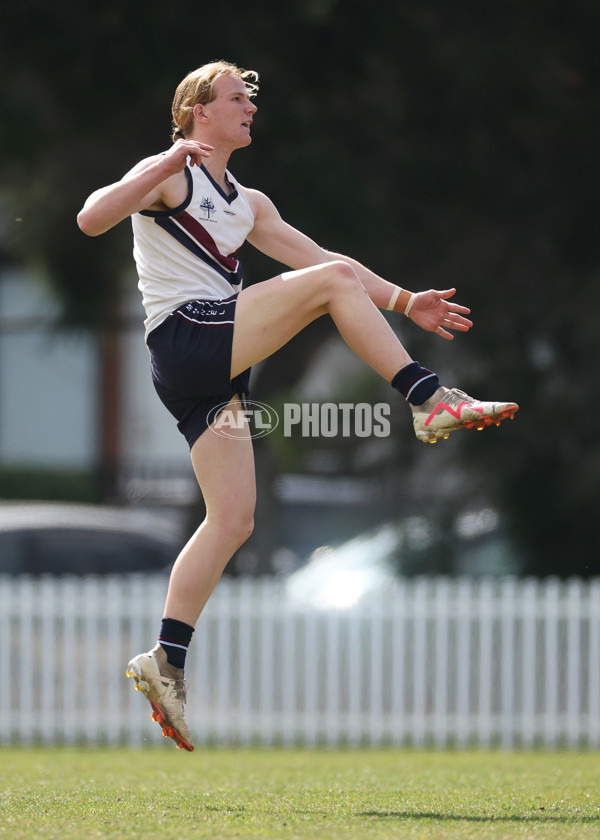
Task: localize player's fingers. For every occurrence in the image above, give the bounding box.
[177,138,214,152]
[449,313,473,328]
[436,325,454,340]
[440,314,472,333]
[189,149,213,167]
[447,303,471,315]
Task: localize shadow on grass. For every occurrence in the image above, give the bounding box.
[359,811,599,824]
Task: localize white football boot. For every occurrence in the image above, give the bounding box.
[411,386,518,443]
[126,644,194,751]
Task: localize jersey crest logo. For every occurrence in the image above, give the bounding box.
[200,197,216,220]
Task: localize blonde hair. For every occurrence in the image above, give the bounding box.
[171,60,259,141]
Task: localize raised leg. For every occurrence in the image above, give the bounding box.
[231,260,412,381]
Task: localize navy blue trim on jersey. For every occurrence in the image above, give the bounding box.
[139,167,194,218]
[200,164,238,204]
[153,216,243,287]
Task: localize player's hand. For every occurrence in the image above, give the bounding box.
[162,139,214,175]
[408,288,473,340]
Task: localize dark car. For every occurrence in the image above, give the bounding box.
[0,502,183,575]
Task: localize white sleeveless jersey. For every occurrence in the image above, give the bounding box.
[131,162,255,337]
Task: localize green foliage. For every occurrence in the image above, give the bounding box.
[0,748,598,840]
[0,467,101,503]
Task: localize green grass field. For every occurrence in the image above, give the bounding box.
[0,747,598,839]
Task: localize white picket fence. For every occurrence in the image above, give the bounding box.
[0,574,599,748]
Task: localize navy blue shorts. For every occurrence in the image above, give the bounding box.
[146,295,251,449]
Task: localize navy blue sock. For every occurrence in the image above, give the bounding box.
[392,362,440,405]
[158,617,195,670]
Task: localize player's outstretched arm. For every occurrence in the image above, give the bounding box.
[243,189,473,341]
[325,251,473,340]
[77,139,213,237]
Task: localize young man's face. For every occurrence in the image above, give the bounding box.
[201,74,258,150]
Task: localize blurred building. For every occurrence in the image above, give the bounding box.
[0,270,197,508]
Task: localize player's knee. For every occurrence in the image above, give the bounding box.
[234,514,255,548]
[322,260,362,297]
[219,511,254,551]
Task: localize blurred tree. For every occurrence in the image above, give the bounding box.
[0,0,598,575]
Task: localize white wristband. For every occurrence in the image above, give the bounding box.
[404,292,416,317]
[386,286,402,311]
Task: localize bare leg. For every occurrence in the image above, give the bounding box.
[162,397,256,626]
[164,262,407,625]
[231,260,412,380]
